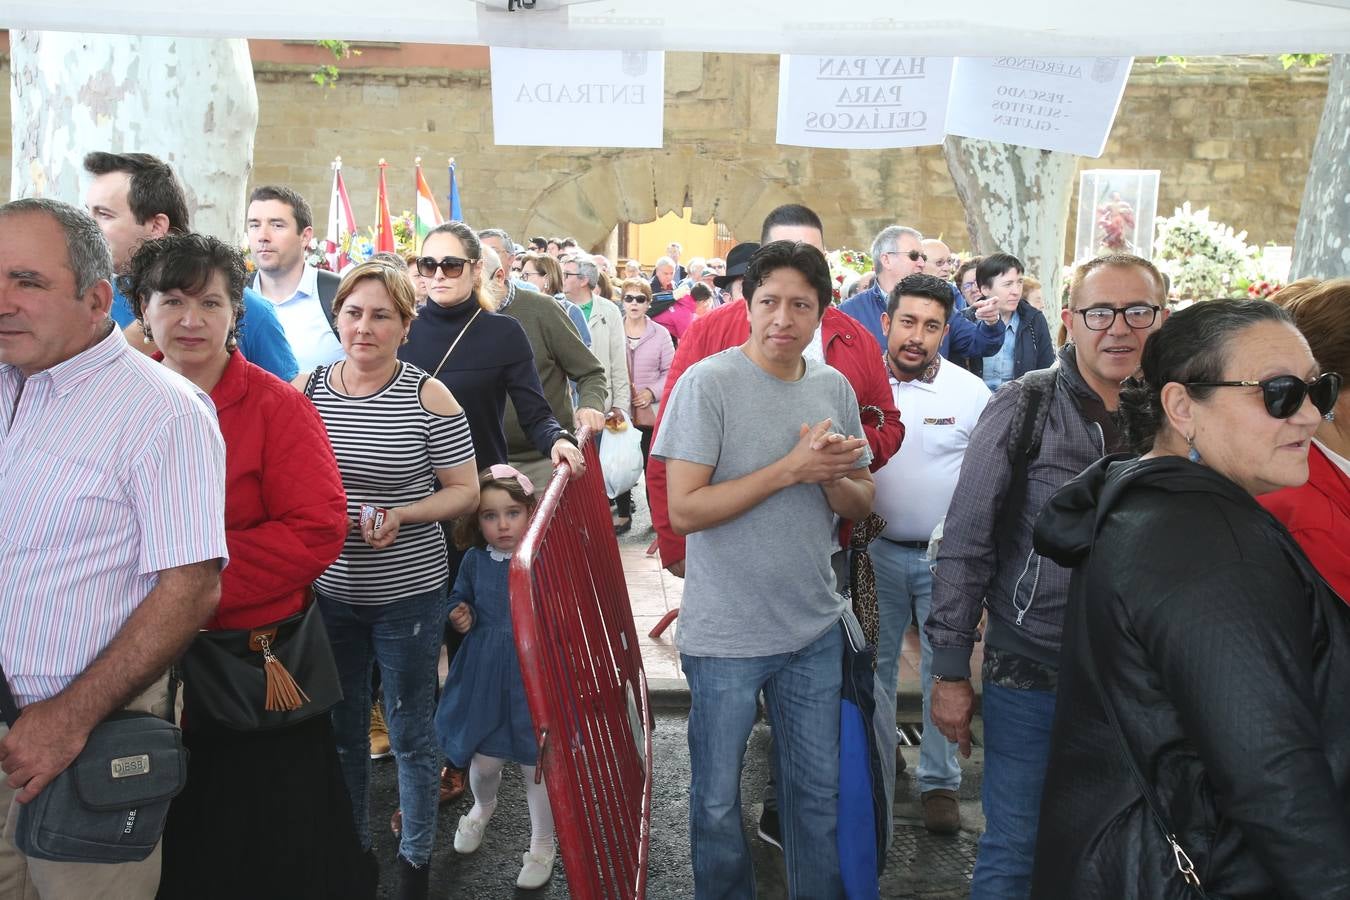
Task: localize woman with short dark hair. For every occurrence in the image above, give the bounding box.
[1031,299,1350,898]
[124,233,361,898]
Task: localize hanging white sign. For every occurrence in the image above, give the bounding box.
[490,47,665,148]
[944,56,1132,157]
[775,55,953,149]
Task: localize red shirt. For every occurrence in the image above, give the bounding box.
[646,301,904,568]
[208,351,349,629]
[1261,442,1350,604]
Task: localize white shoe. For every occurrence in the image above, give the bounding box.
[516,847,556,890]
[453,812,490,854]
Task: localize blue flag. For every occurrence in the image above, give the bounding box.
[447,159,462,221]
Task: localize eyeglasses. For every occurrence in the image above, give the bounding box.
[622,294,648,304]
[563,271,581,278]
[1186,372,1342,420]
[888,249,927,263]
[521,269,543,279]
[416,256,470,278]
[1076,304,1160,331]
[960,280,978,291]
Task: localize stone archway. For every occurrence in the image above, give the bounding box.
[518,150,805,251]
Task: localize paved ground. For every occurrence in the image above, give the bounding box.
[365,477,990,897]
[369,712,986,898]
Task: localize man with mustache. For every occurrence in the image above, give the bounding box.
[869,273,991,835]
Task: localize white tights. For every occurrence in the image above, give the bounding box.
[468,753,555,854]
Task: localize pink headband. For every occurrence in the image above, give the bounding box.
[488,464,535,497]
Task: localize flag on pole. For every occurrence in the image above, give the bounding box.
[447,158,463,222]
[414,157,443,249]
[375,158,395,254]
[324,156,358,272]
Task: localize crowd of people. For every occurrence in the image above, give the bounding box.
[0,148,1347,900]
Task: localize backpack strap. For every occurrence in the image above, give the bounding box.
[995,367,1058,534]
[316,269,341,338]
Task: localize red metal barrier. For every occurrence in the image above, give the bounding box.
[510,428,653,900]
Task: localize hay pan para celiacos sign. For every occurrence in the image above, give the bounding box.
[9,0,1350,55]
[776,56,954,150]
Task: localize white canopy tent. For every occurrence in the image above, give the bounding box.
[5,0,1350,56]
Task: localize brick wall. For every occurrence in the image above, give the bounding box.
[1,53,1328,257]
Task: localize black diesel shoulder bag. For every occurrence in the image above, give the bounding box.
[0,665,187,863]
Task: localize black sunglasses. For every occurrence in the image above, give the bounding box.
[622,294,648,304]
[891,249,927,263]
[416,256,470,278]
[1186,372,1342,420]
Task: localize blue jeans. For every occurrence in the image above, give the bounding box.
[318,584,447,866]
[681,623,843,900]
[970,682,1056,900]
[871,539,961,794]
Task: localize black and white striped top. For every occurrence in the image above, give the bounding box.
[310,361,475,604]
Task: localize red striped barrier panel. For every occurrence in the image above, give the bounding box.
[509,429,653,900]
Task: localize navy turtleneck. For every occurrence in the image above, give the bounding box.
[400,297,566,469]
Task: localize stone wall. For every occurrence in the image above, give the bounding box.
[2,52,1329,257]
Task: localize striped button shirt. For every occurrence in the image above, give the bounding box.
[310,361,475,604]
[0,327,229,706]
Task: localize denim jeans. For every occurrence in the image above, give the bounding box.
[970,682,1056,900]
[871,538,962,795]
[682,623,843,900]
[318,584,447,866]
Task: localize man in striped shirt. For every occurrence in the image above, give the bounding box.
[0,198,228,898]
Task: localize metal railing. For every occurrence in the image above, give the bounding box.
[509,429,653,900]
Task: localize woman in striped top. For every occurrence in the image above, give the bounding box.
[295,259,479,899]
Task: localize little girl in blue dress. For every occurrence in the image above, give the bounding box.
[434,465,555,890]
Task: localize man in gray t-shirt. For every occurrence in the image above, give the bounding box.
[653,240,874,899]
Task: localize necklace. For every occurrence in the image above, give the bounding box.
[337,360,397,396]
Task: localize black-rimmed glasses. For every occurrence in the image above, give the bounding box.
[416,256,470,278]
[1076,304,1160,331]
[1186,372,1341,420]
[563,270,582,279]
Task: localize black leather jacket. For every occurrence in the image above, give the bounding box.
[1030,456,1350,899]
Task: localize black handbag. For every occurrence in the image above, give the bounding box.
[178,600,342,732]
[0,666,187,863]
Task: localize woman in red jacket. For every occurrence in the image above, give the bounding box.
[122,234,365,898]
[1262,278,1350,602]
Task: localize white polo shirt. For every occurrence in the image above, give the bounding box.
[254,264,344,372]
[873,356,991,542]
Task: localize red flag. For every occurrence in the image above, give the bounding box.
[324,157,358,272]
[376,158,395,254]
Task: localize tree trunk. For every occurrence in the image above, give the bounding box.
[9,31,258,242]
[1292,54,1349,280]
[943,136,1077,318]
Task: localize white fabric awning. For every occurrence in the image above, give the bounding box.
[7,0,1350,57]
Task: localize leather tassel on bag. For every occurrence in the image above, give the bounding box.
[254,632,310,712]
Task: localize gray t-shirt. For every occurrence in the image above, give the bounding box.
[652,347,871,657]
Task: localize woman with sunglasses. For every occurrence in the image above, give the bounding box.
[1030,299,1350,899]
[402,224,584,479]
[1261,278,1350,604]
[614,278,674,534]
